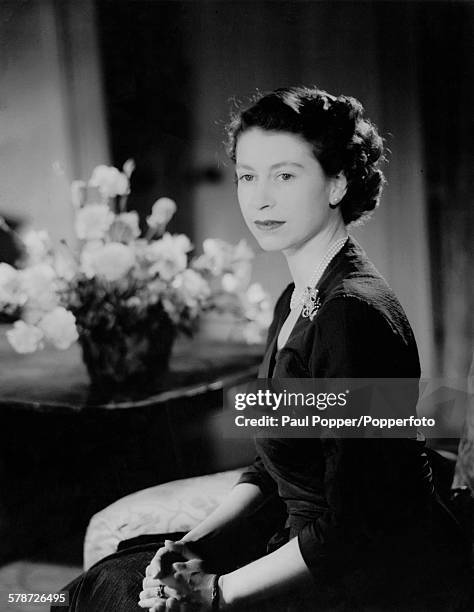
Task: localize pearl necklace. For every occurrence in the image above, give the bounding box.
[289,236,348,318]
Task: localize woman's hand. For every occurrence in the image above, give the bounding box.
[146,540,199,581]
[139,540,217,611]
[139,540,205,610]
[138,576,184,611]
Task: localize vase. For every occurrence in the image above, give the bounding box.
[77,307,176,393]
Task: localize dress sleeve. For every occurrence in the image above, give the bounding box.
[235,454,278,499]
[307,295,413,378]
[298,296,420,581]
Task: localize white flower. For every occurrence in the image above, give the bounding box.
[132,238,149,259]
[221,273,240,293]
[203,238,232,262]
[223,241,253,287]
[0,263,25,306]
[252,306,273,328]
[39,307,78,349]
[232,260,252,287]
[75,203,114,240]
[22,229,52,263]
[6,320,44,353]
[123,159,135,179]
[246,283,268,304]
[147,198,177,228]
[85,242,135,282]
[108,211,140,243]
[125,296,142,310]
[172,269,210,307]
[241,321,266,345]
[19,263,58,311]
[0,263,17,289]
[54,251,77,281]
[79,240,104,278]
[221,268,255,295]
[118,212,140,237]
[195,239,234,275]
[240,283,272,339]
[147,233,192,281]
[233,239,254,262]
[89,165,129,199]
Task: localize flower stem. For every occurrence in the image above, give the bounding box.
[118,194,128,213]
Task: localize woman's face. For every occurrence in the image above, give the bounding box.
[235,127,338,254]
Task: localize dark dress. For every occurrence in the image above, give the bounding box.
[55,237,471,611]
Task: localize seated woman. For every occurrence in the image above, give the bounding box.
[55,86,471,611]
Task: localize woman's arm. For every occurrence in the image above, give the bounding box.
[182,452,278,545]
[181,482,265,544]
[144,456,277,589]
[144,482,267,582]
[142,536,314,611]
[219,536,314,610]
[140,483,269,608]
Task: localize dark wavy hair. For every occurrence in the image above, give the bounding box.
[226,86,385,225]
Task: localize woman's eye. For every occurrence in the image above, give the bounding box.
[237,174,255,182]
[278,173,294,181]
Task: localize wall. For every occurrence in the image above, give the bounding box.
[415,2,474,378]
[0,0,108,243]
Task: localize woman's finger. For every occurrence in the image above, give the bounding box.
[139,585,181,608]
[143,576,166,590]
[138,597,161,609]
[148,545,189,580]
[147,546,169,577]
[172,562,187,572]
[156,598,191,612]
[140,588,163,601]
[149,597,187,612]
[139,585,180,600]
[165,597,180,611]
[171,571,194,598]
[139,597,168,611]
[164,540,200,561]
[138,595,159,608]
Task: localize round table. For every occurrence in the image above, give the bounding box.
[0,331,262,562]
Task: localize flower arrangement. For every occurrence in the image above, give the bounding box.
[0,163,272,387]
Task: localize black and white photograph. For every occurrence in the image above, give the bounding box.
[0,1,473,610]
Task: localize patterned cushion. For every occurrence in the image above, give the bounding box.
[83,468,245,569]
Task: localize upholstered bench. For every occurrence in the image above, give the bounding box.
[83,468,245,570]
[84,447,474,574]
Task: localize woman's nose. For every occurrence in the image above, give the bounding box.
[250,180,275,211]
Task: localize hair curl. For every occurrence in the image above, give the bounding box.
[225,86,385,225]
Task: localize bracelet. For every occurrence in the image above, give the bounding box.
[211,574,221,611]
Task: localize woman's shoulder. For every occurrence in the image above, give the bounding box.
[318,237,412,336]
[297,239,421,377]
[302,293,420,377]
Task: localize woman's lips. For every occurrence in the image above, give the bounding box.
[254,220,286,231]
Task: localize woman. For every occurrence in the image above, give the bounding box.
[55,86,470,611]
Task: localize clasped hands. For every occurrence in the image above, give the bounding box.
[138,540,218,611]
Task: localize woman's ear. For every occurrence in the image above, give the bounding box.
[329,173,348,208]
